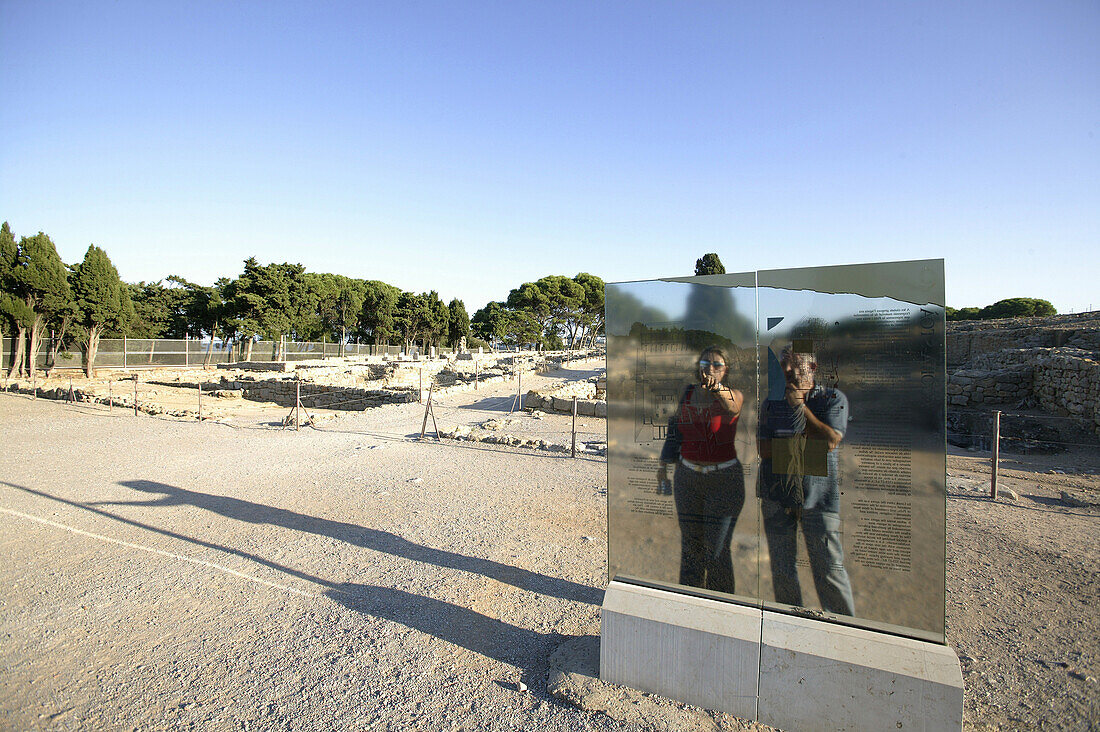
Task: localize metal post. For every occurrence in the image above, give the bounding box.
[69,377,74,403]
[295,378,301,431]
[133,375,138,416]
[322,334,326,360]
[518,369,523,410]
[123,335,127,368]
[32,370,36,400]
[474,359,478,391]
[185,334,189,367]
[198,382,202,422]
[990,410,1001,499]
[108,381,113,412]
[572,396,578,458]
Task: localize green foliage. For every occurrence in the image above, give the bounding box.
[497,273,603,349]
[358,280,400,344]
[471,301,509,344]
[71,245,126,331]
[126,280,192,338]
[0,222,31,332]
[227,258,309,341]
[166,274,226,340]
[12,232,71,317]
[447,298,470,347]
[695,253,725,276]
[947,298,1057,321]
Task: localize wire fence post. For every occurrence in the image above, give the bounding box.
[108,380,113,412]
[133,374,138,417]
[990,410,1001,499]
[322,335,326,361]
[420,382,436,439]
[295,378,301,431]
[68,377,75,404]
[123,335,127,368]
[185,335,189,367]
[197,381,202,422]
[32,369,36,400]
[571,396,578,458]
[474,359,478,390]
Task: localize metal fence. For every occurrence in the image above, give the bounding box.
[1,337,413,371]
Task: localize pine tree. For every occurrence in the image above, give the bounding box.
[694,253,726,276]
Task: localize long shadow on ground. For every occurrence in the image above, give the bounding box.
[1,481,600,692]
[103,479,604,606]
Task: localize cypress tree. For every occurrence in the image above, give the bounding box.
[71,244,126,377]
[10,232,70,379]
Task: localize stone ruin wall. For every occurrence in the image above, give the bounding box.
[947,312,1100,434]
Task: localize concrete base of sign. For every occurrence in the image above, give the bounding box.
[600,580,963,731]
[600,581,760,720]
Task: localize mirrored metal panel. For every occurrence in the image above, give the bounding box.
[606,260,946,642]
[607,273,762,607]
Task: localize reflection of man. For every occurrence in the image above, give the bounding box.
[757,343,854,616]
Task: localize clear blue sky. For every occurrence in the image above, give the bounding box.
[2,0,1097,313]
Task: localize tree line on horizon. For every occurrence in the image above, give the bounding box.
[0,223,605,378]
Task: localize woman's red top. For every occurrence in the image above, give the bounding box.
[677,385,739,463]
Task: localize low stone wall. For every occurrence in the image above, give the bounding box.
[239,380,418,410]
[947,347,1100,433]
[947,312,1100,368]
[525,379,607,418]
[947,365,1033,407]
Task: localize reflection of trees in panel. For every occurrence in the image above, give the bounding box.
[683,284,755,343]
[604,286,669,336]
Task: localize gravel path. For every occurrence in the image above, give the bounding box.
[1,361,1098,730]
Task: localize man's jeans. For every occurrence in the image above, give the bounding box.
[762,498,855,616]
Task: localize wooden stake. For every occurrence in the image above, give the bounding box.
[420,382,436,438]
[990,410,1001,499]
[571,396,578,458]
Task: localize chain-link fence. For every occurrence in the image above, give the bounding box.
[1,336,417,372]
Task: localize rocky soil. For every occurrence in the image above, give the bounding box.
[1,359,1097,730]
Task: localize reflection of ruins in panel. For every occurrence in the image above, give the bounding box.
[606,260,946,642]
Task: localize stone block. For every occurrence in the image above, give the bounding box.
[595,401,607,418]
[758,611,963,732]
[577,400,596,417]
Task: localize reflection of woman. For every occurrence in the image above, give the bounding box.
[657,346,746,594]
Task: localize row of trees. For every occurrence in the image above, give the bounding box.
[1,223,607,378]
[470,273,605,350]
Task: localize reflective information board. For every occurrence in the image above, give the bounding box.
[606,260,946,642]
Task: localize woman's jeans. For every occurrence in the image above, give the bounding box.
[673,460,745,594]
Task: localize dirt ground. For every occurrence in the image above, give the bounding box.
[1,360,1098,730]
